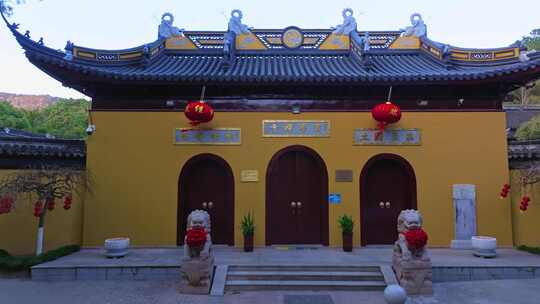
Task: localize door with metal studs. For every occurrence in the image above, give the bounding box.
[361,157,416,245]
[268,149,326,245]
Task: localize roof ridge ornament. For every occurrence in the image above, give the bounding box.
[64,41,74,61]
[520,50,537,62]
[227,9,251,35]
[332,8,357,35]
[223,9,251,70]
[402,13,427,38]
[158,13,184,40]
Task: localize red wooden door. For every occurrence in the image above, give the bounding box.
[267,147,328,245]
[360,154,416,245]
[178,155,234,245]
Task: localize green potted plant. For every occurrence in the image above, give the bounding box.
[338,214,354,252]
[241,212,255,252]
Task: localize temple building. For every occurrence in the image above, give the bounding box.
[2,9,540,251]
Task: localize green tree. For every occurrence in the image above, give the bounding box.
[523,28,540,51]
[39,99,89,139]
[0,101,31,130]
[507,28,540,105]
[515,114,540,140]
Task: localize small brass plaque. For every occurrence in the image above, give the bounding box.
[241,170,259,182]
[335,170,353,182]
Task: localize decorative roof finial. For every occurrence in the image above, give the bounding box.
[38,37,44,46]
[64,40,74,61]
[333,8,357,35]
[24,30,30,38]
[401,13,427,37]
[158,13,184,40]
[363,31,370,52]
[227,9,251,35]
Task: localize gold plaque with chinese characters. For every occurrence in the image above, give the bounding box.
[241,170,259,182]
[262,120,330,137]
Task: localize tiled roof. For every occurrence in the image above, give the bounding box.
[3,10,540,90]
[21,51,540,85]
[0,127,53,139]
[508,140,540,160]
[0,128,85,159]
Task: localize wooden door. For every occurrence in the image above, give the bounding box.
[360,154,416,245]
[266,146,328,245]
[178,154,234,245]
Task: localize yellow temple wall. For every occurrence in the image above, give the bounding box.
[0,170,84,255]
[81,111,512,248]
[510,169,540,247]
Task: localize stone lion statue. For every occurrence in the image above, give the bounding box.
[184,210,212,260]
[394,209,428,261]
[401,13,427,37]
[392,209,433,295]
[158,13,184,39]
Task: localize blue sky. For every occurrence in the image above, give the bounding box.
[1,0,539,99]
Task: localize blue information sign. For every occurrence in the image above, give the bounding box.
[328,194,341,204]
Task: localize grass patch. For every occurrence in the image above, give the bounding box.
[0,245,80,272]
[517,245,540,255]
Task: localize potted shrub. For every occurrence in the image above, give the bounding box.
[338,215,354,252]
[241,212,255,252]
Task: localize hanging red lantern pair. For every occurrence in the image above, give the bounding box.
[34,201,43,218]
[500,184,510,199]
[63,196,73,210]
[519,196,530,212]
[372,101,402,139]
[0,196,14,214]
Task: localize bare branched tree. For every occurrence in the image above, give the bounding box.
[0,166,92,255]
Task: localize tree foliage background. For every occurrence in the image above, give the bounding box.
[0,99,90,139]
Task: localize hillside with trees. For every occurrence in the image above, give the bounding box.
[0,99,89,139]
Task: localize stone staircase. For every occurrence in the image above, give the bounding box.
[223,265,390,292]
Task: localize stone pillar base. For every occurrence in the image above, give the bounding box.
[393,254,433,295]
[179,256,215,295]
[451,239,473,249]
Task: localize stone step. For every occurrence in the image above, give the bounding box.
[225,279,387,291]
[228,265,381,272]
[227,270,384,281]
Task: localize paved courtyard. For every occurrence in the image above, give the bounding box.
[1,276,540,304]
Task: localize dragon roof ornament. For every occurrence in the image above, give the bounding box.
[158,13,184,39]
[402,13,427,37]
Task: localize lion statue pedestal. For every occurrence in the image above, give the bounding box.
[392,209,433,295]
[179,210,214,295]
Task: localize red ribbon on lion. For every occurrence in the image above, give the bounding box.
[186,227,207,248]
[404,228,428,250]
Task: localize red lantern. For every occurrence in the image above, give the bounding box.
[371,101,402,139]
[404,228,428,250]
[184,101,214,126]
